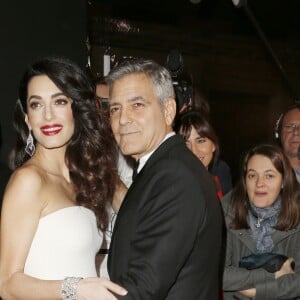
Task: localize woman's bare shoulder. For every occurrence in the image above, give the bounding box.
[3,163,46,209]
[8,163,45,188]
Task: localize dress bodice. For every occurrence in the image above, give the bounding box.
[24,206,102,280]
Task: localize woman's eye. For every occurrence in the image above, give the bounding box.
[247,173,256,180]
[29,102,42,109]
[55,98,69,105]
[265,173,274,179]
[196,138,206,144]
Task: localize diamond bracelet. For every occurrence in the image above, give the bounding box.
[61,277,82,300]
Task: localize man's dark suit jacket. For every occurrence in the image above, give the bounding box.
[108,135,223,299]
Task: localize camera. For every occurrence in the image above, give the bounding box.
[165,49,193,112]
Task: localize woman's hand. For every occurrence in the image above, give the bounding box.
[77,277,127,300]
[275,257,295,279]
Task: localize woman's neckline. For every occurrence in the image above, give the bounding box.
[41,206,90,220]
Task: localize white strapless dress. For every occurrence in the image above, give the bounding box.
[24,206,102,280]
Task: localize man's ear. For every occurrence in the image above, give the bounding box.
[164,97,176,126]
[24,114,31,130]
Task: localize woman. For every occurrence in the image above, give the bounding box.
[0,57,127,299]
[222,144,300,300]
[177,110,232,198]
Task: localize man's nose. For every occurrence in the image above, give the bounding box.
[293,125,300,135]
[119,107,132,125]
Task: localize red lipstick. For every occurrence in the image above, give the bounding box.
[40,124,63,136]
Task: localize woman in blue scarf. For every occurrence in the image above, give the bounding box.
[222,144,300,300]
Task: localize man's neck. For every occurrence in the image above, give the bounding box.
[135,131,175,173]
[289,156,300,168]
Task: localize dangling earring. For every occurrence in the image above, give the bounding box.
[25,131,35,157]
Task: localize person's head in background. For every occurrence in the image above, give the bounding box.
[230,144,300,231]
[176,110,232,199]
[275,103,300,168]
[94,76,110,114]
[176,110,219,171]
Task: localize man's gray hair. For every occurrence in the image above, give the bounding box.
[106,59,175,105]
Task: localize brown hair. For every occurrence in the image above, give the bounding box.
[176,110,219,170]
[230,144,300,231]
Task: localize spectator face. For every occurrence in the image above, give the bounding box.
[280,108,300,161]
[185,126,215,169]
[246,154,283,208]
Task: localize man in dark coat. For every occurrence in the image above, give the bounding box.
[107,59,223,299]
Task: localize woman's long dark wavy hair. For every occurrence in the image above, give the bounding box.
[230,144,300,231]
[175,110,220,171]
[10,56,118,231]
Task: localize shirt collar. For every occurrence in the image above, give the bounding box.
[137,132,175,173]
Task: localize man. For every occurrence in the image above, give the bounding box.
[107,59,223,299]
[275,103,300,181]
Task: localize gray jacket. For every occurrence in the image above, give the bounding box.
[221,192,300,300]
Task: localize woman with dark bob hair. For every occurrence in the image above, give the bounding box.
[222,144,300,300]
[176,110,232,198]
[0,57,127,299]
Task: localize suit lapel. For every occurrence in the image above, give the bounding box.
[109,135,184,273]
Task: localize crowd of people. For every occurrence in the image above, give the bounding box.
[0,56,299,300]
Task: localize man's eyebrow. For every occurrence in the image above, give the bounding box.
[110,96,146,106]
[128,96,151,104]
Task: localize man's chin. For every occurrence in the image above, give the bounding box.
[285,151,298,159]
[119,146,135,157]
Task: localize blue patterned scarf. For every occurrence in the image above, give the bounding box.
[248,196,281,253]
